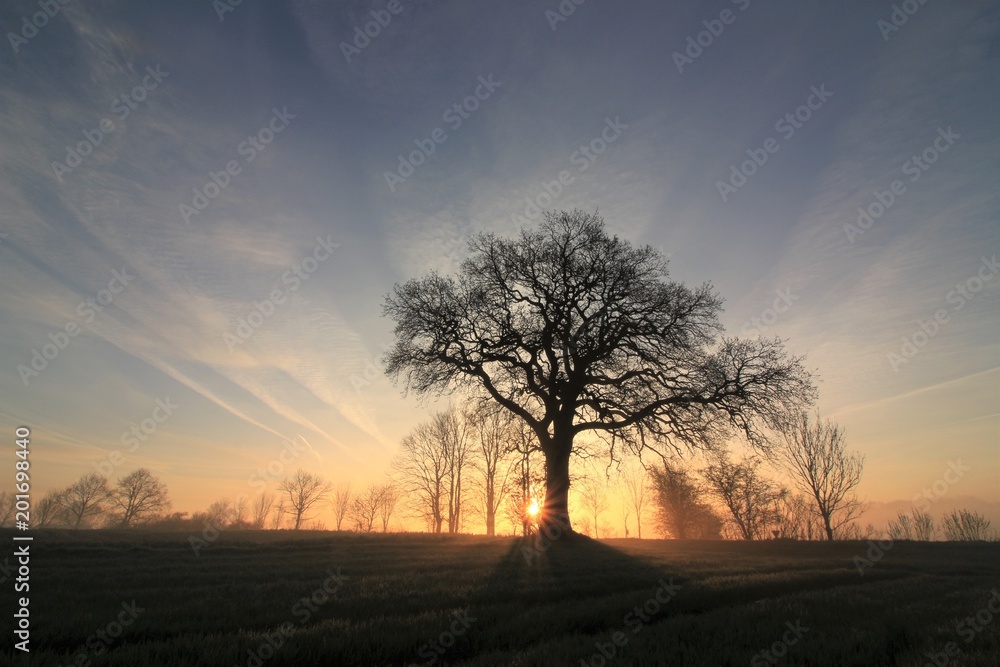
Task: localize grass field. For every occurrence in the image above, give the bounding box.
[4,529,999,666]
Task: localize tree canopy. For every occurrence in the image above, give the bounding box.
[384,210,815,530]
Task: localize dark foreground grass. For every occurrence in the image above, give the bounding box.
[2,529,998,666]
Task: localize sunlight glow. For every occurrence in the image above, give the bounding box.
[527,499,540,517]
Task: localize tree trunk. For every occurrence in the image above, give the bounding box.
[542,439,573,534]
[822,514,834,540]
[485,485,495,536]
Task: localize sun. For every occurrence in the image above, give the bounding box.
[527,499,540,517]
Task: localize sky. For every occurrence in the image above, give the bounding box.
[0,0,997,527]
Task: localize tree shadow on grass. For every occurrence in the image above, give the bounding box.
[476,532,683,607]
[422,534,688,664]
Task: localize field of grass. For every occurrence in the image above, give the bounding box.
[3,529,999,666]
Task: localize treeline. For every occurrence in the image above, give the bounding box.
[0,468,169,529]
[2,407,994,542]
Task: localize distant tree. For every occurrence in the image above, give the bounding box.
[270,499,287,530]
[278,469,333,530]
[621,465,648,539]
[576,477,609,538]
[34,490,66,528]
[470,407,515,536]
[438,409,473,534]
[383,211,816,533]
[505,418,544,536]
[838,522,877,540]
[60,473,110,529]
[776,413,865,540]
[702,454,781,540]
[0,491,17,527]
[251,491,276,530]
[378,483,401,532]
[108,468,171,527]
[650,464,722,539]
[330,483,352,531]
[350,485,383,533]
[620,498,632,538]
[911,508,935,541]
[887,511,913,540]
[942,509,992,541]
[770,490,818,539]
[231,496,250,528]
[205,498,235,529]
[147,512,192,529]
[393,411,456,533]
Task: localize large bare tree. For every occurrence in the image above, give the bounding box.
[384,211,814,531]
[109,468,171,527]
[278,469,332,530]
[777,413,865,540]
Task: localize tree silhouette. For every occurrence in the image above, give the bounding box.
[60,473,110,529]
[384,210,815,531]
[109,468,171,527]
[776,413,865,540]
[278,469,332,530]
[650,463,721,539]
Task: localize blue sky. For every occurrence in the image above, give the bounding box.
[0,0,997,515]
